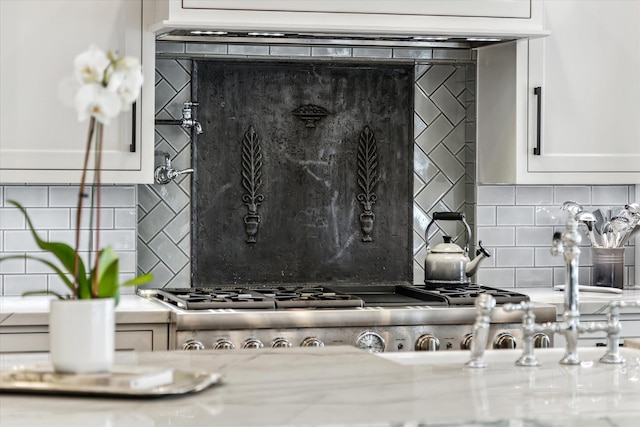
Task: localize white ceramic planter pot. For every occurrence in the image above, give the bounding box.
[49,298,115,374]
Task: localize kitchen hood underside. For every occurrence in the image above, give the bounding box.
[156,30,513,49]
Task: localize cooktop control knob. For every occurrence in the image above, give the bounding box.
[213,338,235,350]
[415,334,440,351]
[534,333,551,348]
[242,338,264,349]
[460,333,474,350]
[271,337,292,348]
[182,339,205,351]
[300,337,325,347]
[494,332,517,349]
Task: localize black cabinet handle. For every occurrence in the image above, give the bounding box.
[129,102,137,153]
[533,86,542,155]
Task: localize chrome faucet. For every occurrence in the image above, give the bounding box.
[503,204,640,366]
[154,151,194,185]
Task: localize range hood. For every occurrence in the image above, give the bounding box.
[156,30,510,49]
[147,1,549,47]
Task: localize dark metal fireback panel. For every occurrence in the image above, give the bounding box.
[191,60,413,286]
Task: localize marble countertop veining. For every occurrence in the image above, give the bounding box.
[0,346,639,426]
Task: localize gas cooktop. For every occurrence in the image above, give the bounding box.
[151,284,529,310]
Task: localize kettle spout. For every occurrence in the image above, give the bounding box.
[465,241,492,277]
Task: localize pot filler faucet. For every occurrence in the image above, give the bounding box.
[467,201,640,368]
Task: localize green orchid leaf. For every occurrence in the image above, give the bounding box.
[121,273,154,287]
[95,247,120,299]
[8,200,89,291]
[22,290,69,300]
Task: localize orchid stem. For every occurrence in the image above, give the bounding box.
[92,123,104,297]
[73,117,96,298]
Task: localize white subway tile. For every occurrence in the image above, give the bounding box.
[100,186,136,207]
[5,186,48,207]
[49,275,72,296]
[25,208,70,229]
[0,257,25,274]
[515,268,553,287]
[117,251,137,273]
[476,227,514,246]
[554,186,591,205]
[592,186,630,205]
[311,47,352,57]
[49,186,86,207]
[534,247,565,267]
[496,206,534,226]
[3,274,48,295]
[516,186,553,205]
[71,208,114,229]
[4,231,43,252]
[25,252,60,274]
[228,45,269,56]
[114,208,137,229]
[99,230,136,251]
[516,227,555,246]
[0,208,25,229]
[270,46,311,56]
[477,185,515,205]
[495,247,534,267]
[475,268,515,287]
[476,206,495,226]
[353,48,393,58]
[534,206,565,226]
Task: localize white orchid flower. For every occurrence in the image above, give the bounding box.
[72,46,143,121]
[73,45,110,85]
[107,61,143,110]
[74,83,121,124]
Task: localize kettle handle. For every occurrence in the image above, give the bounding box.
[425,211,472,254]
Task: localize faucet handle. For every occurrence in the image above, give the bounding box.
[599,300,640,364]
[465,294,496,369]
[504,301,542,367]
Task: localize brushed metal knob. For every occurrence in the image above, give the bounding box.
[242,338,264,349]
[271,337,292,348]
[213,338,235,350]
[494,332,517,349]
[460,333,474,350]
[300,337,325,347]
[533,333,551,348]
[182,339,205,351]
[415,334,440,351]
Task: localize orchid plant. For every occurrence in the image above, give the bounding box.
[0,45,153,303]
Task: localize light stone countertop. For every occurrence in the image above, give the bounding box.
[0,346,639,426]
[0,295,171,326]
[519,287,640,316]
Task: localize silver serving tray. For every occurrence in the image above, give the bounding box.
[0,366,222,398]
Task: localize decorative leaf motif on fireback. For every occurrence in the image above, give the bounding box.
[356,125,379,242]
[241,126,265,243]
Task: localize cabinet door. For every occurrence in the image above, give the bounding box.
[528,1,640,174]
[182,0,532,18]
[0,0,148,184]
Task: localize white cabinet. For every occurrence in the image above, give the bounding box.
[0,324,169,354]
[181,0,532,18]
[476,1,640,184]
[150,0,545,38]
[0,0,154,184]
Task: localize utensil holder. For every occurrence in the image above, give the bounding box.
[592,247,624,289]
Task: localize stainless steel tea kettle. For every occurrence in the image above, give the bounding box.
[424,212,491,286]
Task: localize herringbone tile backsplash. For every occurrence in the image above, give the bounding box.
[138,43,476,288]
